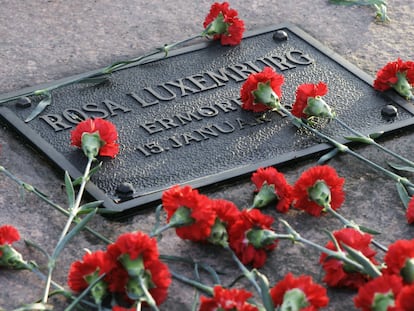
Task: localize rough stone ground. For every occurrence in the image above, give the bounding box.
[1,1,414,310]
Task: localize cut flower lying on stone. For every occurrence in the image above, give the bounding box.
[374,58,414,100]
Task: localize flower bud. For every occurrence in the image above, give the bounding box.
[208,219,229,247]
[204,12,228,36]
[0,245,28,270]
[252,183,277,209]
[279,288,309,311]
[303,96,335,119]
[169,206,195,228]
[119,254,144,277]
[85,272,108,304]
[252,82,281,109]
[393,72,414,100]
[246,228,278,248]
[401,258,414,284]
[307,180,331,208]
[81,132,103,159]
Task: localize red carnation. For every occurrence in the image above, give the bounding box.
[106,231,171,306]
[406,196,414,224]
[161,185,216,242]
[228,208,278,268]
[70,118,119,158]
[208,199,241,247]
[292,165,345,216]
[211,199,240,226]
[0,225,20,246]
[68,250,114,292]
[251,166,293,213]
[199,285,259,311]
[240,67,285,112]
[291,82,332,119]
[203,2,245,46]
[383,239,414,284]
[374,58,414,99]
[395,284,414,310]
[319,228,378,289]
[270,272,329,310]
[0,225,28,270]
[354,274,403,311]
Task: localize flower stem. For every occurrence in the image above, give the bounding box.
[334,117,414,168]
[42,157,94,304]
[323,204,388,252]
[224,246,262,295]
[0,165,112,244]
[278,220,383,277]
[279,106,414,188]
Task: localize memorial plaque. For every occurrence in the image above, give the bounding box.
[1,23,414,216]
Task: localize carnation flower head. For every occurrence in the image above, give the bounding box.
[161,185,216,242]
[292,165,345,216]
[383,239,414,284]
[270,272,329,310]
[353,274,403,311]
[199,285,259,311]
[251,166,293,213]
[373,58,414,100]
[106,231,171,306]
[68,250,114,304]
[70,118,119,159]
[319,228,378,289]
[240,67,285,112]
[228,208,278,268]
[203,2,245,46]
[208,199,241,247]
[291,82,334,119]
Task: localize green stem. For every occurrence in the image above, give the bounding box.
[335,117,414,168]
[278,220,371,275]
[150,222,176,237]
[138,274,160,311]
[42,157,94,304]
[224,246,262,295]
[0,166,112,244]
[279,106,414,188]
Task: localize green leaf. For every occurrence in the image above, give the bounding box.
[343,135,374,144]
[318,148,339,164]
[52,209,97,260]
[358,225,381,235]
[64,171,75,210]
[396,181,411,208]
[78,201,103,214]
[24,92,52,123]
[388,162,414,173]
[341,244,382,278]
[369,131,384,139]
[64,273,106,311]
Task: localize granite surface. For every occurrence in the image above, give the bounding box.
[1,1,414,310]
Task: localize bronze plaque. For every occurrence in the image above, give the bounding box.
[1,23,414,215]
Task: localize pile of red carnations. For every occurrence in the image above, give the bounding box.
[2,1,414,310]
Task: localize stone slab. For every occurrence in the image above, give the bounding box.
[1,23,414,215]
